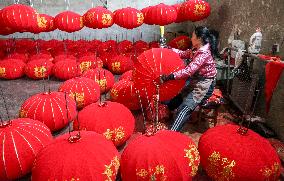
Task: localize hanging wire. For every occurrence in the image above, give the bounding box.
[144,88,154,122]
[14,0,19,4]
[29,0,33,7]
[65,0,70,10]
[136,89,146,134]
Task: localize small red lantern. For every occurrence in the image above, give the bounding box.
[168,35,192,50]
[107,55,134,75]
[25,59,54,79]
[19,92,77,132]
[53,60,81,80]
[58,77,100,109]
[83,6,114,29]
[55,11,84,33]
[119,70,133,81]
[145,3,177,25]
[180,0,211,22]
[82,68,115,93]
[75,101,135,146]
[0,118,52,180]
[0,59,26,79]
[78,55,104,74]
[114,7,144,29]
[199,124,281,181]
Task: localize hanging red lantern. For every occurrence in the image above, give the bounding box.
[58,77,100,109]
[168,35,192,50]
[107,55,134,75]
[110,79,140,110]
[82,68,115,93]
[32,14,56,33]
[53,60,81,80]
[54,11,84,33]
[32,131,120,181]
[119,70,133,81]
[121,130,200,180]
[83,6,114,29]
[19,92,77,132]
[78,55,104,74]
[25,59,54,79]
[114,7,144,29]
[117,40,133,54]
[141,6,153,25]
[172,3,186,23]
[0,59,26,79]
[0,118,52,180]
[145,3,177,25]
[75,101,135,147]
[180,0,211,22]
[199,124,281,181]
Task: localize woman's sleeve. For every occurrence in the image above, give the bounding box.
[173,52,208,79]
[171,48,192,59]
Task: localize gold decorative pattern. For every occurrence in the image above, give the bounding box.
[103,156,120,181]
[102,13,112,26]
[193,4,206,16]
[184,144,200,176]
[87,12,93,21]
[260,162,280,179]
[136,165,167,180]
[79,17,84,28]
[69,92,85,108]
[103,127,125,143]
[111,62,121,73]
[207,151,236,181]
[110,89,119,100]
[137,13,144,25]
[19,109,27,118]
[79,61,92,73]
[177,39,186,49]
[34,66,47,78]
[95,79,107,89]
[0,67,6,77]
[37,15,47,28]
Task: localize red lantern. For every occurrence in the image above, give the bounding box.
[168,35,192,50]
[32,131,120,181]
[0,59,25,79]
[58,77,100,109]
[172,3,186,23]
[199,124,281,181]
[141,6,153,25]
[78,55,104,74]
[55,11,84,33]
[107,55,134,75]
[0,118,52,180]
[75,101,135,146]
[180,0,211,22]
[119,70,133,81]
[110,79,140,110]
[83,6,114,29]
[121,130,200,180]
[117,40,133,54]
[82,68,115,93]
[33,14,56,33]
[25,59,54,79]
[19,92,77,132]
[114,7,144,29]
[145,3,177,25]
[53,60,81,80]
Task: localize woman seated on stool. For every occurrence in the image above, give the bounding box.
[160,26,219,131]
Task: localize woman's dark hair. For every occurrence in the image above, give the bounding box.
[194,26,220,58]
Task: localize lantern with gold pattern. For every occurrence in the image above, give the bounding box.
[25,59,54,79]
[83,6,114,29]
[180,0,211,22]
[114,7,144,29]
[55,11,84,33]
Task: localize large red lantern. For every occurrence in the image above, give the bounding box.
[180,0,211,22]
[32,131,120,181]
[0,59,26,79]
[55,11,84,32]
[83,6,114,29]
[58,77,100,109]
[121,130,200,180]
[114,7,144,29]
[82,68,115,93]
[107,55,134,75]
[0,118,52,180]
[168,35,192,50]
[199,124,281,181]
[19,92,77,132]
[53,60,81,80]
[75,101,135,147]
[25,59,54,79]
[110,79,140,110]
[145,3,177,25]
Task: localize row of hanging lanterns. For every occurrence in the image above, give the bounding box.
[0,0,211,35]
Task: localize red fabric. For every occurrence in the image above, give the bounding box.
[114,7,144,29]
[83,6,113,29]
[19,92,77,132]
[117,40,133,54]
[0,59,26,79]
[265,61,284,113]
[168,36,192,51]
[53,60,81,80]
[180,0,211,22]
[0,118,52,180]
[32,131,119,181]
[145,3,177,25]
[119,70,133,81]
[25,59,54,79]
[198,124,281,181]
[58,77,100,109]
[82,68,115,93]
[121,130,200,181]
[107,55,134,75]
[110,79,140,110]
[54,11,84,33]
[133,48,186,101]
[75,101,135,146]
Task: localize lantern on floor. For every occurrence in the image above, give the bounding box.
[83,6,114,29]
[78,55,103,74]
[53,60,81,80]
[117,40,133,54]
[133,40,149,54]
[55,11,84,32]
[114,7,144,29]
[121,130,200,180]
[5,53,29,63]
[0,118,52,180]
[82,68,115,93]
[29,52,54,62]
[145,3,177,26]
[119,70,133,81]
[19,92,77,132]
[58,77,100,109]
[180,0,211,22]
[198,124,281,181]
[25,59,54,79]
[0,59,26,79]
[149,41,160,48]
[53,54,76,63]
[75,101,135,147]
[107,55,134,75]
[168,35,192,51]
[110,79,140,110]
[32,131,120,181]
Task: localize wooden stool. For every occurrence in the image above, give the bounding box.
[198,103,220,127]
